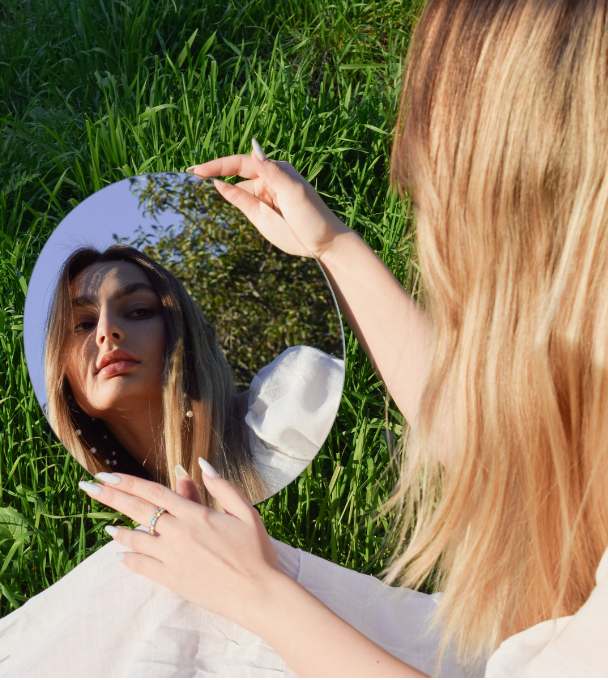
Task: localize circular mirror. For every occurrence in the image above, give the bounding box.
[24,173,345,504]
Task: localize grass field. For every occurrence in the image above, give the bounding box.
[0,0,423,617]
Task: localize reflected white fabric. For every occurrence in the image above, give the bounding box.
[0,537,477,678]
[247,346,345,496]
[485,545,608,677]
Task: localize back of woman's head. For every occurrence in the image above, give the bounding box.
[390,0,608,666]
[46,244,265,504]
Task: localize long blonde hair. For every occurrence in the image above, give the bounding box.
[45,245,267,505]
[389,0,608,666]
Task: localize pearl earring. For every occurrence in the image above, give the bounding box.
[186,411,193,418]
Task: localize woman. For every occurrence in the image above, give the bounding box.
[45,244,343,505]
[79,0,608,676]
[3,0,606,675]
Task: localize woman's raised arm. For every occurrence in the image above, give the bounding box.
[187,142,432,426]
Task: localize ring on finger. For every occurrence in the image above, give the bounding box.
[148,507,166,535]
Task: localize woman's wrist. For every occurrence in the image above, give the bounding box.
[237,567,300,636]
[315,221,358,264]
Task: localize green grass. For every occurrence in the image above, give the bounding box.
[0,0,423,617]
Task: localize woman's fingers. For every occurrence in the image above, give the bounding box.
[190,148,305,199]
[234,179,280,212]
[92,472,190,515]
[250,150,309,197]
[79,479,183,529]
[198,458,260,526]
[120,550,166,582]
[189,154,258,179]
[214,180,310,257]
[175,467,203,505]
[214,179,265,220]
[107,525,164,557]
[234,178,257,194]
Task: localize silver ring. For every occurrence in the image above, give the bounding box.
[148,507,166,535]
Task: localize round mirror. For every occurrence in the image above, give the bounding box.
[24,173,345,504]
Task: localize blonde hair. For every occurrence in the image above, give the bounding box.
[45,245,267,505]
[389,0,608,666]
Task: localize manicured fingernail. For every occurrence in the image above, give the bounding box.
[95,472,122,484]
[116,552,125,561]
[175,464,189,477]
[198,457,219,478]
[252,138,267,162]
[186,166,197,173]
[78,480,102,496]
[105,525,119,538]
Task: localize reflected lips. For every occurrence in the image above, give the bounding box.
[99,360,138,377]
[97,349,139,377]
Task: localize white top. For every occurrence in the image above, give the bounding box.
[247,346,345,498]
[0,534,604,676]
[485,545,608,677]
[0,535,475,678]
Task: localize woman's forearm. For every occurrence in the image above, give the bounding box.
[319,229,433,426]
[245,571,429,678]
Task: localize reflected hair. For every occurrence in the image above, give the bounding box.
[45,244,267,505]
[389,0,608,668]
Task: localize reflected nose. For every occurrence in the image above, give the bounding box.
[96,307,124,347]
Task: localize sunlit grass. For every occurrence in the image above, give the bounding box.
[0,0,423,617]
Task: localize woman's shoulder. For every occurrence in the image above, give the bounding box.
[485,547,608,677]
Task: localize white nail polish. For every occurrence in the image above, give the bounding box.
[251,138,267,162]
[78,480,102,496]
[198,457,219,478]
[105,525,119,538]
[185,166,197,173]
[116,552,125,561]
[175,464,189,477]
[95,472,122,484]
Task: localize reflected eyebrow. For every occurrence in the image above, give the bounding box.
[71,282,158,307]
[114,282,158,300]
[71,295,96,308]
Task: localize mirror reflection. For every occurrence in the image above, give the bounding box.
[24,173,345,504]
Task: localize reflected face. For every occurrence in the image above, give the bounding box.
[65,261,166,418]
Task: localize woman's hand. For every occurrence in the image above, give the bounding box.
[80,464,283,629]
[186,139,351,260]
[190,141,433,427]
[80,464,427,678]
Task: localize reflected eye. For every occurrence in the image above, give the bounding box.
[74,320,95,332]
[128,307,153,319]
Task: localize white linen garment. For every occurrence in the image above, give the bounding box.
[247,345,345,497]
[0,537,477,677]
[1,538,605,677]
[484,545,608,677]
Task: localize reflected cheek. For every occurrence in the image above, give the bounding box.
[139,320,166,378]
[65,342,95,403]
